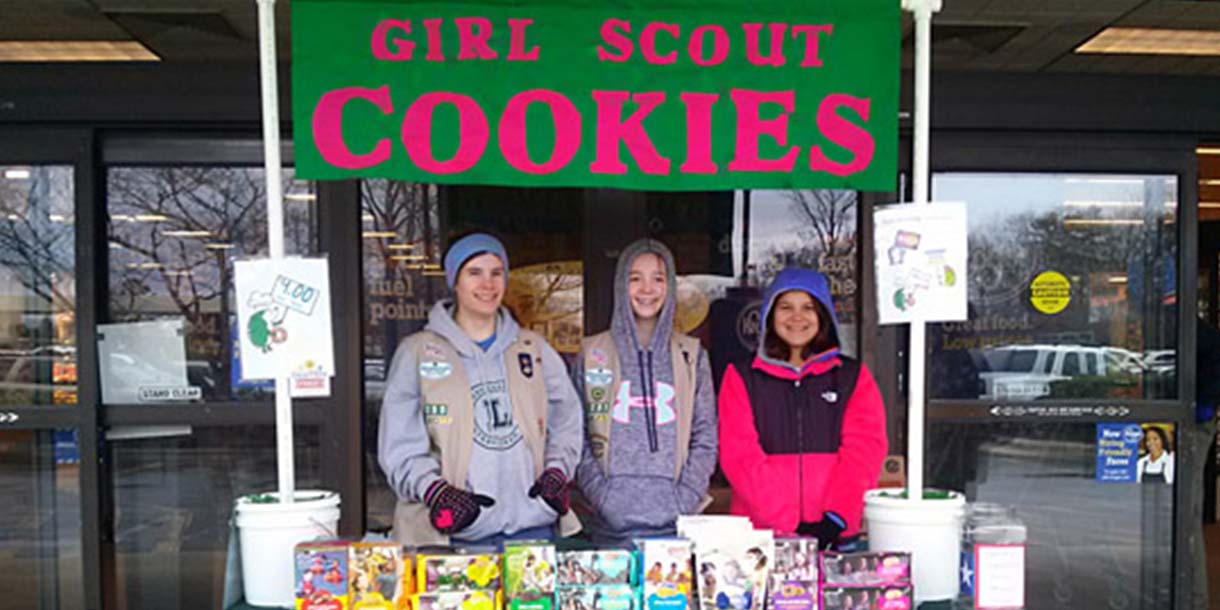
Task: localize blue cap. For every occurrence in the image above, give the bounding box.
[443,233,509,289]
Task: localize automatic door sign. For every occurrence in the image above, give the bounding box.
[1029,271,1071,315]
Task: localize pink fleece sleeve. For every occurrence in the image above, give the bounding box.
[821,363,889,531]
[718,363,799,532]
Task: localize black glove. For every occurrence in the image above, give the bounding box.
[796,513,845,550]
[423,480,494,534]
[528,467,571,515]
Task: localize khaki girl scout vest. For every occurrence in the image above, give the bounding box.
[582,331,709,511]
[392,329,581,546]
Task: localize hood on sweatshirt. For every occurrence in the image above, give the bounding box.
[758,267,842,370]
[424,298,520,358]
[611,238,679,353]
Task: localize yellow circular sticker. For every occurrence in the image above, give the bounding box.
[1030,271,1071,314]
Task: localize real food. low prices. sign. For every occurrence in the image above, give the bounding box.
[292,0,898,190]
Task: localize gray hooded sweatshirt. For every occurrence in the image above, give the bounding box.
[574,239,718,543]
[378,300,583,541]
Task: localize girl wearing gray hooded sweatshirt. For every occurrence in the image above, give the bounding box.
[379,233,583,547]
[575,238,718,545]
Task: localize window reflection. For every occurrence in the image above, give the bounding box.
[0,166,76,406]
[106,167,317,402]
[929,173,1177,401]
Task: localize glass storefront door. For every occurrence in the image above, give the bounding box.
[924,166,1189,610]
[0,156,85,610]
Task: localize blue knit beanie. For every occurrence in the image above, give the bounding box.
[443,233,509,289]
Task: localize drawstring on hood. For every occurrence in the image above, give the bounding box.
[611,239,679,454]
[758,267,843,372]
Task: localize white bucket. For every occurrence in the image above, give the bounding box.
[235,490,341,608]
[863,489,966,604]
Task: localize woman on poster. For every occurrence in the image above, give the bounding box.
[718,267,887,550]
[1136,425,1174,484]
[379,232,583,547]
[574,238,718,545]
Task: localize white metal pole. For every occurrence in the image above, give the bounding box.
[255,0,295,504]
[902,0,940,502]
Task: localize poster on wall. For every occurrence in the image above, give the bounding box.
[234,257,335,397]
[873,202,968,324]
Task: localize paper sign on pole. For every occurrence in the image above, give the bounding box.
[874,201,968,324]
[234,257,335,396]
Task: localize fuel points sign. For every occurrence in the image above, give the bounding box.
[1030,271,1071,315]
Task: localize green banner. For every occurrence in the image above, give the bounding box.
[292,0,898,191]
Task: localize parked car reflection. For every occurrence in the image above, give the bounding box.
[977,344,1153,400]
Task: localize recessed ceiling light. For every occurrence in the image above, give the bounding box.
[0,41,159,62]
[1077,28,1220,56]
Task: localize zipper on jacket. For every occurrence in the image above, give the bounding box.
[636,350,659,452]
[794,378,804,524]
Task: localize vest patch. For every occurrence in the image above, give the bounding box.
[589,433,608,459]
[822,390,838,403]
[585,368,613,387]
[589,348,609,366]
[419,360,453,379]
[518,353,534,378]
[589,386,607,401]
[423,403,451,424]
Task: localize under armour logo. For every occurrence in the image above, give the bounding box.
[822,391,838,403]
[611,381,676,425]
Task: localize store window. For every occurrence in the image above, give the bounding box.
[928,173,1178,401]
[105,167,317,403]
[929,421,1173,609]
[0,165,77,406]
[0,429,84,610]
[111,426,320,610]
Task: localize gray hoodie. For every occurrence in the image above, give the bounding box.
[378,300,583,541]
[574,239,718,543]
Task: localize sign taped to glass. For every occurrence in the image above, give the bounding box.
[292,0,898,190]
[234,258,336,386]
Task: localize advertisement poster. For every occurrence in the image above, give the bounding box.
[1137,422,1175,484]
[874,202,968,324]
[1096,423,1141,483]
[234,258,335,392]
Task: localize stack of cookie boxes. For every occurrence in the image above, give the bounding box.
[415,550,504,610]
[295,541,412,610]
[556,549,639,610]
[818,552,912,610]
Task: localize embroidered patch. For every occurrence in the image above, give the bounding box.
[585,367,613,387]
[423,343,444,359]
[822,390,839,403]
[588,401,611,414]
[590,386,607,401]
[423,403,451,424]
[590,433,608,459]
[589,348,609,366]
[518,353,534,378]
[419,360,453,380]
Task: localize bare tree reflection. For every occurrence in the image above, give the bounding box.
[107,167,316,400]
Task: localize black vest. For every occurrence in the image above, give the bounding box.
[737,356,861,455]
